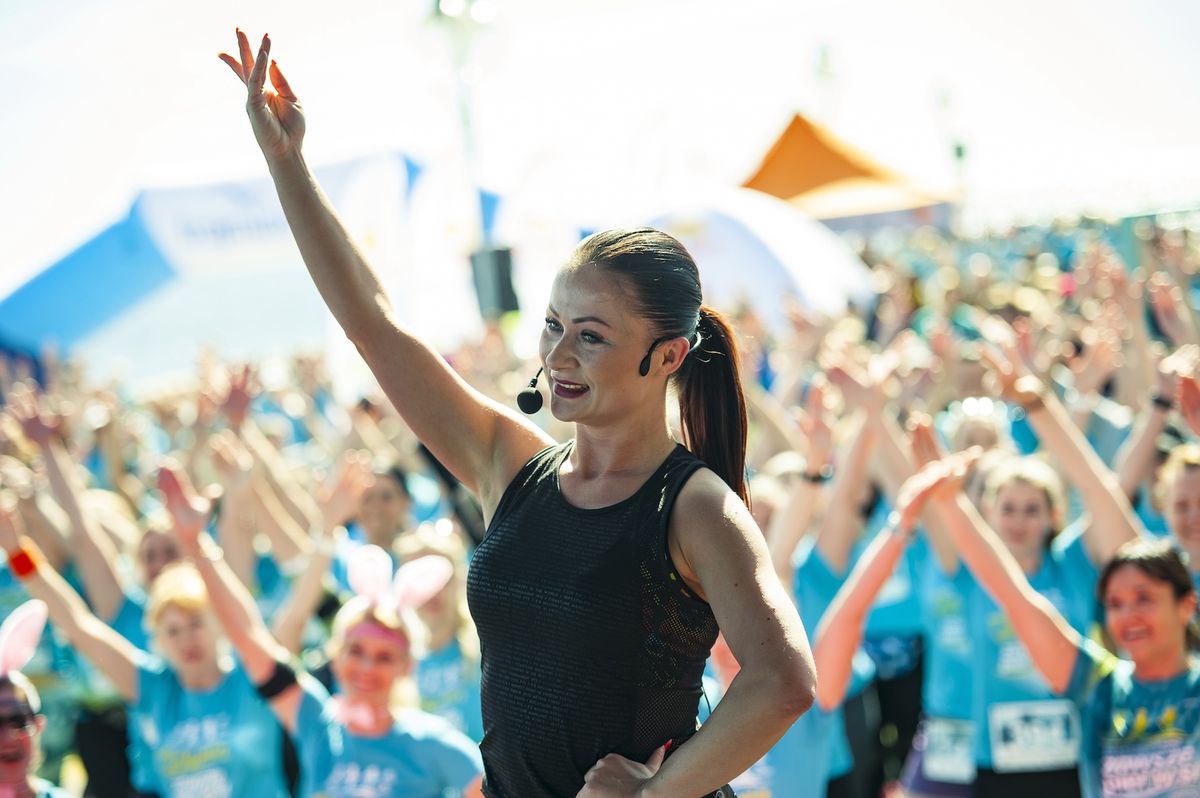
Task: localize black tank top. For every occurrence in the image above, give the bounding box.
[466,441,722,797]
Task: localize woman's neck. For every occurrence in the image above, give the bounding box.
[1133,647,1189,682]
[571,418,677,480]
[1014,549,1043,577]
[179,662,223,692]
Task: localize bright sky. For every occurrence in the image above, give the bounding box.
[3,0,1200,299]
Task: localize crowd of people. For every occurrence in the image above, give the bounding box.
[3,26,1200,798]
[1,209,1198,798]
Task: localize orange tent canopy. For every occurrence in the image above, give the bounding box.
[743,114,955,219]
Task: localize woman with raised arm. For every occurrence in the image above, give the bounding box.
[921,450,1200,798]
[157,464,485,798]
[220,29,814,798]
[1110,346,1198,538]
[0,499,290,798]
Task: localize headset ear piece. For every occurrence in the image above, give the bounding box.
[638,353,652,377]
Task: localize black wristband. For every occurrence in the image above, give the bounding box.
[255,660,298,700]
[802,464,833,484]
[1153,394,1175,412]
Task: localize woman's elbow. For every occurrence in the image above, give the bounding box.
[775,655,818,719]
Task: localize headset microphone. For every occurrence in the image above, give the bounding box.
[517,368,544,414]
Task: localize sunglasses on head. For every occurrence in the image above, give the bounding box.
[0,713,35,734]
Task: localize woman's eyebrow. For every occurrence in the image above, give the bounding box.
[547,306,611,328]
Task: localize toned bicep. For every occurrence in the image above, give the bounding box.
[672,473,812,675]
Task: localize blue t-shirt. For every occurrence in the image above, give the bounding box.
[859,501,928,643]
[1134,486,1170,539]
[103,593,158,795]
[417,638,484,744]
[748,705,835,798]
[780,540,876,790]
[134,656,288,798]
[965,530,1098,770]
[1065,640,1200,798]
[294,677,483,798]
[917,555,975,722]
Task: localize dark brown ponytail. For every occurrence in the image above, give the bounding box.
[570,229,750,508]
[677,305,749,507]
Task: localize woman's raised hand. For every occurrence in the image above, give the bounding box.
[155,461,210,552]
[892,447,982,534]
[317,450,373,532]
[219,29,305,162]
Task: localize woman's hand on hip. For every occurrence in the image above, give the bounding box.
[576,745,666,798]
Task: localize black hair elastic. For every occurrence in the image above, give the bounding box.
[255,660,298,700]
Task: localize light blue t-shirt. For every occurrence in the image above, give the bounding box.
[965,529,1098,770]
[1065,639,1200,798]
[103,593,158,795]
[135,655,288,798]
[748,704,834,798]
[295,677,483,798]
[695,662,775,794]
[779,539,876,791]
[907,539,980,786]
[859,501,928,642]
[417,638,484,744]
[917,554,975,721]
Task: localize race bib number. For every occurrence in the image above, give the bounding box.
[922,717,975,784]
[988,700,1080,772]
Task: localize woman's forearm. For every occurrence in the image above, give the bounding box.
[815,413,875,572]
[240,421,321,532]
[39,440,124,615]
[271,546,335,654]
[1024,395,1141,560]
[931,493,1080,692]
[765,479,821,585]
[1115,404,1169,499]
[186,533,284,682]
[813,526,908,709]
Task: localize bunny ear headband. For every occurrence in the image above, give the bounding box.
[346,545,453,617]
[0,599,47,679]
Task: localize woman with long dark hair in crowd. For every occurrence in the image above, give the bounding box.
[219,28,815,798]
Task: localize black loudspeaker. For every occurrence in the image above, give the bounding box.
[470,247,520,320]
